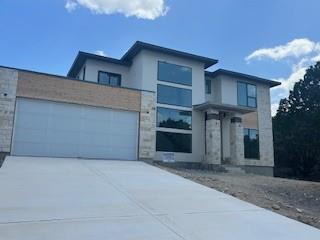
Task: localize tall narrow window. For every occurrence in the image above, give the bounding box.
[83,67,86,80]
[98,71,121,86]
[244,128,260,159]
[237,82,257,107]
[205,79,211,94]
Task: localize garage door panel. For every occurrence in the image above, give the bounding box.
[17,99,51,115]
[49,116,82,131]
[16,113,48,130]
[13,142,51,156]
[12,98,138,160]
[13,128,48,143]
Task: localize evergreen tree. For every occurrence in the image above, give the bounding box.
[273,62,320,180]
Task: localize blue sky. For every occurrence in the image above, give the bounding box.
[1,0,319,115]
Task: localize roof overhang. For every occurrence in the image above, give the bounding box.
[67,51,131,78]
[121,41,218,69]
[193,101,256,114]
[206,69,281,88]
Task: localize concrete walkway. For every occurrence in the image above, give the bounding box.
[0,156,319,239]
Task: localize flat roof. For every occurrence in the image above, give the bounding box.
[193,101,255,114]
[206,69,281,88]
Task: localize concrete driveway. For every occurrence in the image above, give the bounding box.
[0,157,319,239]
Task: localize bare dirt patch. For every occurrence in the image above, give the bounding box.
[157,165,320,229]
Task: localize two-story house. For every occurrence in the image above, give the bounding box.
[0,41,280,175]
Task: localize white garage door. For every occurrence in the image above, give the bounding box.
[12,98,139,160]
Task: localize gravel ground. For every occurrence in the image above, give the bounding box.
[157,165,320,229]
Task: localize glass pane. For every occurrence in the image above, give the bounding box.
[248,97,257,108]
[158,62,192,86]
[98,72,109,85]
[109,75,121,86]
[237,82,247,106]
[244,129,259,159]
[156,131,192,153]
[157,107,192,130]
[157,85,192,107]
[205,79,211,94]
[249,129,258,140]
[247,84,256,97]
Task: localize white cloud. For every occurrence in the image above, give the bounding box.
[271,103,280,116]
[65,1,77,12]
[245,38,320,116]
[95,50,106,56]
[65,0,169,20]
[246,38,318,62]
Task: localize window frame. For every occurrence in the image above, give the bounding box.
[243,128,260,159]
[205,79,212,94]
[98,71,122,86]
[156,131,192,153]
[157,61,192,86]
[156,107,192,130]
[157,84,192,108]
[237,81,257,108]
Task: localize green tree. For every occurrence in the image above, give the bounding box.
[273,62,320,180]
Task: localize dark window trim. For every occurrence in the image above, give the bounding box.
[157,61,192,86]
[205,79,212,94]
[157,84,192,108]
[98,70,122,86]
[83,66,86,81]
[237,81,257,108]
[156,107,192,130]
[244,128,260,160]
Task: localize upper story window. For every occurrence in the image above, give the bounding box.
[98,71,121,86]
[205,79,211,94]
[157,107,192,130]
[158,61,192,86]
[237,82,257,108]
[157,84,192,108]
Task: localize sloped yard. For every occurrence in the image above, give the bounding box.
[158,166,320,229]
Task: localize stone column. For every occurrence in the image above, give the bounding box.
[0,67,18,163]
[138,91,156,161]
[230,114,244,165]
[205,110,221,164]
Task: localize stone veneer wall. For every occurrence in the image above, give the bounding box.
[205,113,221,164]
[139,91,156,160]
[0,68,18,158]
[244,84,274,167]
[230,116,244,165]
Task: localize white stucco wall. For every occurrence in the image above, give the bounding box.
[84,59,131,87]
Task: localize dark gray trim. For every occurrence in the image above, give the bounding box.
[206,69,281,87]
[67,51,131,78]
[193,101,255,114]
[122,41,218,69]
[206,113,220,120]
[231,117,242,123]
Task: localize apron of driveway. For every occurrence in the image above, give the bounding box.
[0,157,319,240]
